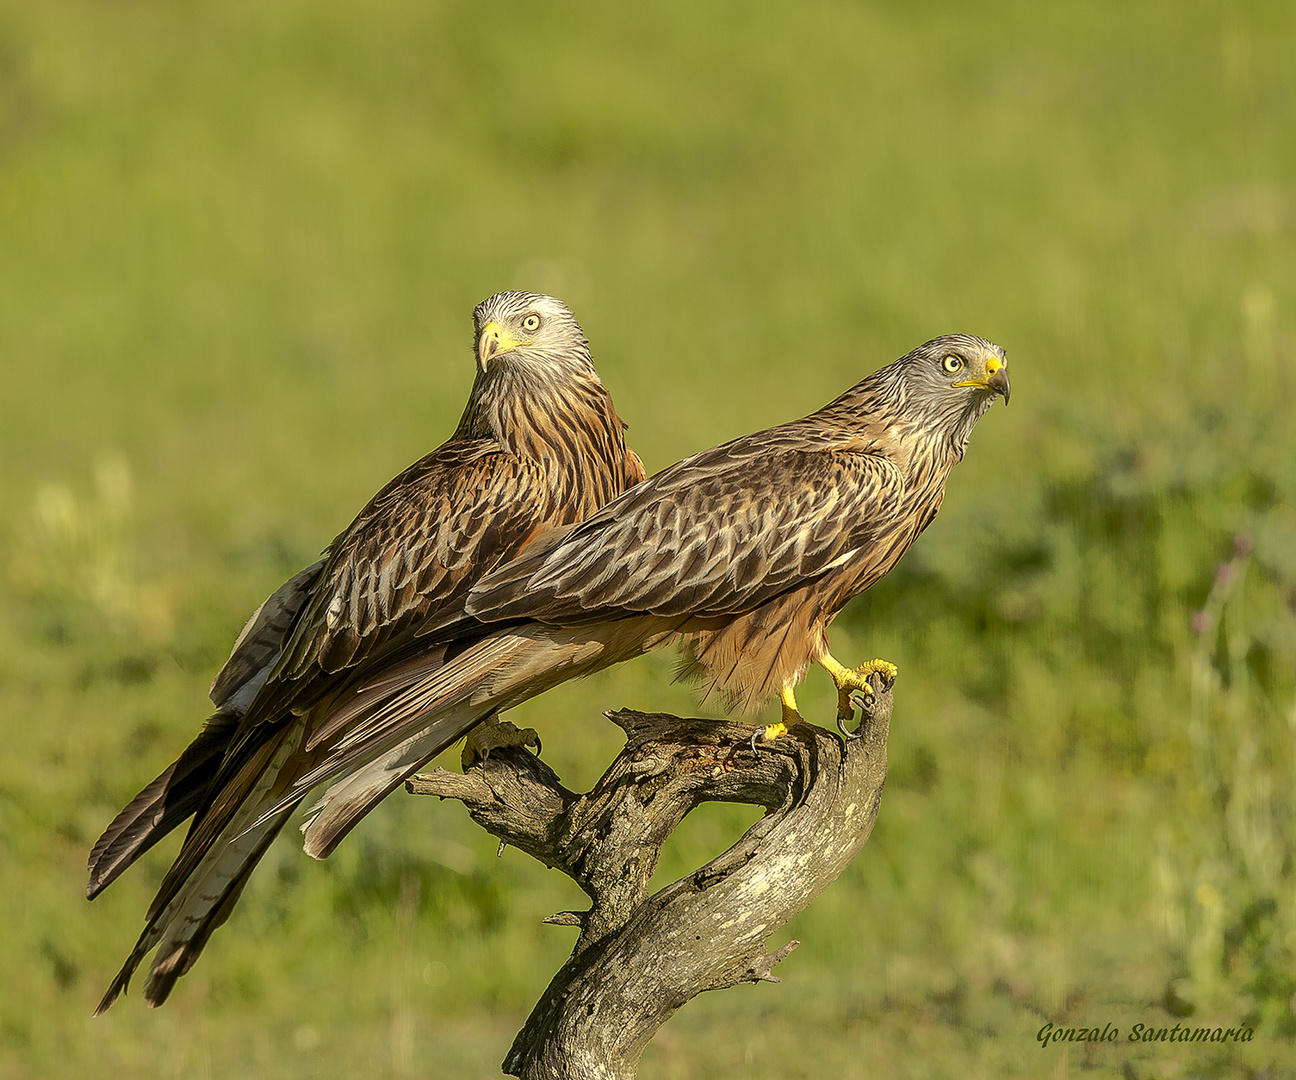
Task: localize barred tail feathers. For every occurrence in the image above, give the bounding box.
[94,726,305,1013]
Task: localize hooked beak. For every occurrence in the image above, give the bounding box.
[476,322,531,370]
[953,355,1011,405]
[987,361,1011,405]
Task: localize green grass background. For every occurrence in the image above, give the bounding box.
[2,0,1294,1076]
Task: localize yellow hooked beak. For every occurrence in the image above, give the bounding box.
[955,355,1011,405]
[477,322,532,369]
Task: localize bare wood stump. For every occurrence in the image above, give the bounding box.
[406,671,893,1079]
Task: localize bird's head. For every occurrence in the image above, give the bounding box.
[471,291,592,377]
[889,334,1010,455]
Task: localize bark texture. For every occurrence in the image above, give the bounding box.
[406,672,893,1079]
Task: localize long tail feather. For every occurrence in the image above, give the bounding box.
[297,618,670,858]
[94,729,304,1013]
[144,804,297,1008]
[300,701,484,859]
[96,615,667,1011]
[89,563,323,905]
[87,710,239,900]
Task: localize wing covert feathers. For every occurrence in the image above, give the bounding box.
[273,443,551,688]
[466,438,906,627]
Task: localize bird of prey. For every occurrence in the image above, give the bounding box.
[89,291,645,1012]
[283,334,1009,859]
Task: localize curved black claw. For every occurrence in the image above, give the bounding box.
[836,711,863,742]
[843,692,871,739]
[750,726,788,753]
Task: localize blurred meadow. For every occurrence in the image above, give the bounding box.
[2,0,1295,1076]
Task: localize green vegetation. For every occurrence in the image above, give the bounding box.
[2,0,1293,1076]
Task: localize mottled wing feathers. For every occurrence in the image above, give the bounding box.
[467,427,905,627]
[274,440,551,685]
[158,441,553,874]
[209,559,325,709]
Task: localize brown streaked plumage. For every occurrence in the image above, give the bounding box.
[89,291,644,1012]
[284,334,1009,862]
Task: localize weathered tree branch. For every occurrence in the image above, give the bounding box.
[406,672,893,1079]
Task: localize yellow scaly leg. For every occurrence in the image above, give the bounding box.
[750,684,803,752]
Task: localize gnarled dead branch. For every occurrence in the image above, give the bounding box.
[406,671,893,1079]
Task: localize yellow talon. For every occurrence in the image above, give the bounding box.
[821,654,898,726]
[859,658,898,684]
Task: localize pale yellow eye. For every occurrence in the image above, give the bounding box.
[942,354,964,374]
[521,314,542,333]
